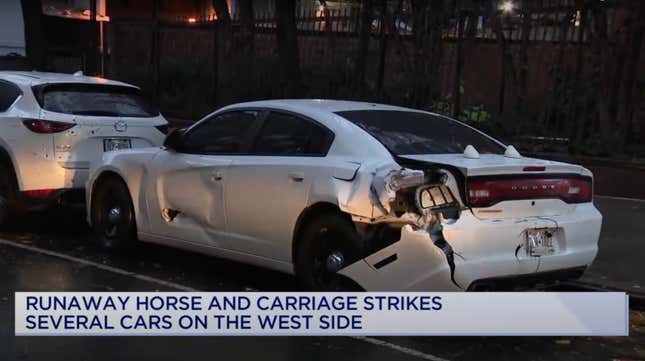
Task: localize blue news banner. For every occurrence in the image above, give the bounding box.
[15,292,628,336]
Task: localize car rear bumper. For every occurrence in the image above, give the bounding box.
[340,203,602,291]
[18,188,85,209]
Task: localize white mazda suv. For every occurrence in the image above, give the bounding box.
[0,71,167,226]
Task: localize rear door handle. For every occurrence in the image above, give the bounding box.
[288,171,305,182]
[211,171,224,181]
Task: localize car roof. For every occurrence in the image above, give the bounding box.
[223,99,422,114]
[0,71,138,88]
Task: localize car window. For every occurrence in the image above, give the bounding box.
[182,111,259,155]
[251,111,332,156]
[0,80,21,112]
[335,110,505,155]
[33,83,158,118]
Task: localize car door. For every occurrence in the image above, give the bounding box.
[224,110,335,262]
[146,110,262,249]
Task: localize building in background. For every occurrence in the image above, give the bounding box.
[106,0,235,22]
[43,0,109,21]
[0,0,26,57]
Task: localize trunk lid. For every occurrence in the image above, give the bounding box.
[400,153,592,219]
[41,110,167,170]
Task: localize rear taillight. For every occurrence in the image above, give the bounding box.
[22,119,75,133]
[467,176,593,207]
[24,189,57,198]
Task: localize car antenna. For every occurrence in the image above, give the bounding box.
[463,145,480,159]
[504,145,522,158]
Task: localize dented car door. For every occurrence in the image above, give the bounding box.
[145,110,261,249]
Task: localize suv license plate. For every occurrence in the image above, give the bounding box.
[104,139,132,152]
[526,228,557,256]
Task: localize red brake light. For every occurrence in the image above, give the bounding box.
[24,189,57,198]
[22,119,75,133]
[467,176,593,207]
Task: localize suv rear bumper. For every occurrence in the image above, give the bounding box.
[19,188,85,209]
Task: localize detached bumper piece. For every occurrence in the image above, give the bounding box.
[467,266,587,291]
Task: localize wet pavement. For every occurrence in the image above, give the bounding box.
[0,202,644,361]
[581,196,645,295]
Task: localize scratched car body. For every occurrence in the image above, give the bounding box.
[86,100,602,291]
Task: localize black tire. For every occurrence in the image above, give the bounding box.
[0,161,20,229]
[91,177,137,250]
[295,212,366,291]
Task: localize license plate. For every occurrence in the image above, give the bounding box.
[526,228,557,256]
[103,138,132,152]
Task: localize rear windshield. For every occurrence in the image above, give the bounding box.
[336,110,505,155]
[34,84,159,118]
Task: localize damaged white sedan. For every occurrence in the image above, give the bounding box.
[86,100,602,291]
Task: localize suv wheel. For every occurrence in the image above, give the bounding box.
[0,161,20,229]
[91,177,137,250]
[295,213,365,291]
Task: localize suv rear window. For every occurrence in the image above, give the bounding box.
[336,110,505,155]
[33,84,159,118]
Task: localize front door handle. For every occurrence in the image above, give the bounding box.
[288,171,305,182]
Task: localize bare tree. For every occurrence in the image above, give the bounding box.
[617,1,645,146]
[515,2,532,133]
[212,0,231,26]
[356,0,373,95]
[20,0,45,70]
[275,0,302,97]
[410,0,448,107]
[237,0,255,100]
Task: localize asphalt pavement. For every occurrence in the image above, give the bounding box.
[581,196,645,295]
[0,197,644,360]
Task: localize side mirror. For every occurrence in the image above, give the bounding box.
[163,127,187,152]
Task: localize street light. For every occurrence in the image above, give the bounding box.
[499,0,515,13]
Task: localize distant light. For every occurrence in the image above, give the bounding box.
[187,17,197,23]
[499,0,515,13]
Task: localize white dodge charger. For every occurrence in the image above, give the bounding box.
[86,100,602,291]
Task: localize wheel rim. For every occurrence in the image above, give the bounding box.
[104,205,123,238]
[311,228,348,290]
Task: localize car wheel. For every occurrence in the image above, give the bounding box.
[0,161,20,229]
[296,213,365,291]
[91,177,136,250]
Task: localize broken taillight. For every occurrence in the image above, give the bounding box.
[467,175,592,207]
[22,119,76,133]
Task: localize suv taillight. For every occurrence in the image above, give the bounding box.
[22,119,75,133]
[467,176,593,207]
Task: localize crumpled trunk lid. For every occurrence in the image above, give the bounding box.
[399,153,592,219]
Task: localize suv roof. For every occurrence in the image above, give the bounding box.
[0,71,137,88]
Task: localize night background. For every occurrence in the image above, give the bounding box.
[1,0,644,360]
